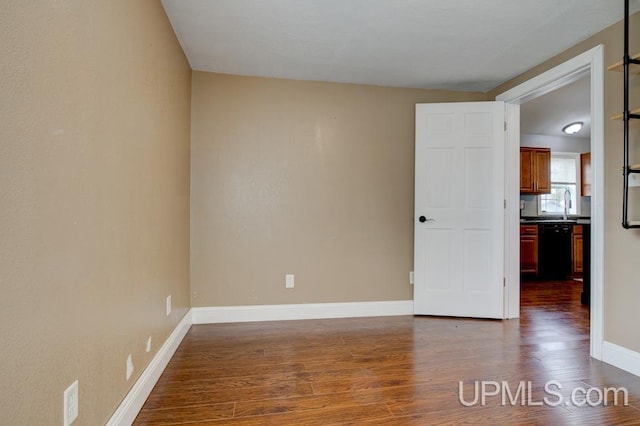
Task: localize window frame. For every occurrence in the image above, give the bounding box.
[537,151,582,217]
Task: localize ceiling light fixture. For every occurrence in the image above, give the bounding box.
[562,121,583,135]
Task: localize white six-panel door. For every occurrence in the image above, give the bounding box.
[414,102,505,319]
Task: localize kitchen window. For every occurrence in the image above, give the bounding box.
[538,152,581,216]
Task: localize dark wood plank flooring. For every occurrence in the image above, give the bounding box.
[134,281,640,424]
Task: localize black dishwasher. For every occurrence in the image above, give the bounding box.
[538,223,572,280]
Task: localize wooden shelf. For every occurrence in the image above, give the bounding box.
[627,221,640,226]
[619,164,640,173]
[611,107,640,120]
[607,52,640,72]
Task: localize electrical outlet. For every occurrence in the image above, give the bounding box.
[166,295,172,316]
[63,380,79,426]
[285,274,294,289]
[409,271,414,285]
[146,336,152,353]
[126,354,134,381]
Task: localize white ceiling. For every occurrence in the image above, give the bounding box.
[161,0,639,92]
[521,76,591,138]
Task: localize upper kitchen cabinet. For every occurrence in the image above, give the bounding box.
[581,152,592,196]
[520,147,551,194]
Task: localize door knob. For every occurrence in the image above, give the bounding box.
[419,216,435,223]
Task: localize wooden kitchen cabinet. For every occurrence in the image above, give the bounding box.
[581,152,592,196]
[520,148,551,194]
[572,225,583,275]
[520,225,538,275]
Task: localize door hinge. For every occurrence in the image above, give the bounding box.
[504,121,507,131]
[504,277,506,287]
[504,199,507,209]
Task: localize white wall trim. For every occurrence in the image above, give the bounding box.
[589,45,605,360]
[192,300,414,324]
[497,47,594,104]
[106,310,193,426]
[503,102,520,319]
[496,45,605,360]
[602,341,640,378]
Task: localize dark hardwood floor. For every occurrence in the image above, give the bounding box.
[134,281,640,425]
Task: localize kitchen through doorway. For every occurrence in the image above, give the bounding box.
[497,45,604,360]
[518,74,592,338]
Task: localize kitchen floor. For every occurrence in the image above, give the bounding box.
[521,278,586,308]
[520,278,589,336]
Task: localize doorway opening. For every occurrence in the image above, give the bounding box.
[519,74,592,325]
[497,45,604,360]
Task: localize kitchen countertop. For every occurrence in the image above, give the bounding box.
[520,217,591,225]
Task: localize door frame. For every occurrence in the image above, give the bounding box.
[496,45,604,360]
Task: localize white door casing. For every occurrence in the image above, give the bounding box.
[497,45,604,360]
[414,102,505,319]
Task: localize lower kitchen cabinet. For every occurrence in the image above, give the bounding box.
[520,225,538,275]
[572,225,583,275]
[521,222,584,279]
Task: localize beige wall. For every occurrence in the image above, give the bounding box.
[0,1,191,424]
[191,72,487,307]
[489,12,640,353]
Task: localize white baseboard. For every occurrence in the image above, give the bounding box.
[602,340,640,378]
[106,310,193,426]
[192,300,414,324]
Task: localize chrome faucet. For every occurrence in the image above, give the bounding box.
[563,188,572,221]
